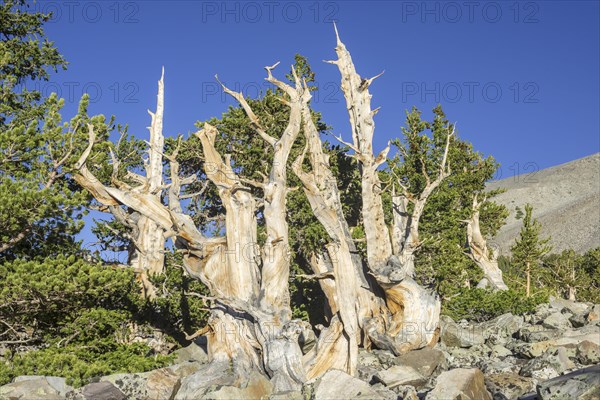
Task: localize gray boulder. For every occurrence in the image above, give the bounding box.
[100,372,149,399]
[586,304,600,322]
[520,347,575,381]
[357,364,380,384]
[358,348,382,369]
[480,358,521,375]
[440,316,485,348]
[484,372,535,400]
[357,349,383,382]
[369,383,398,400]
[490,344,512,358]
[174,362,236,400]
[537,364,600,400]
[67,381,127,400]
[517,324,564,343]
[574,323,600,335]
[172,342,209,364]
[515,330,600,358]
[145,368,181,400]
[576,340,600,365]
[569,313,588,328]
[175,361,272,400]
[201,372,272,400]
[269,391,303,400]
[373,365,427,389]
[528,303,554,324]
[0,376,67,400]
[372,349,397,369]
[426,368,492,400]
[479,313,524,339]
[395,347,446,377]
[396,385,419,400]
[167,361,205,378]
[97,363,200,399]
[12,376,72,398]
[312,369,385,400]
[548,296,590,315]
[444,344,490,370]
[549,297,590,316]
[542,312,572,330]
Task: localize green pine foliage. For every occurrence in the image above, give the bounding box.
[0,0,67,122]
[510,204,552,296]
[515,206,524,220]
[0,0,87,258]
[541,250,590,302]
[578,247,600,303]
[386,106,508,299]
[0,255,173,386]
[0,1,175,386]
[0,256,135,334]
[144,251,210,342]
[442,287,547,322]
[508,247,600,304]
[0,0,122,259]
[0,342,169,388]
[511,204,552,267]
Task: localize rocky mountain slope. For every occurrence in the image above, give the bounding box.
[486,152,600,255]
[2,298,599,399]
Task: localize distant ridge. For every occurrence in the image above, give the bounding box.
[486,153,600,255]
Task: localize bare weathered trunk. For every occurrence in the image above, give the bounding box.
[467,195,508,291]
[75,69,308,391]
[135,79,168,294]
[325,25,441,356]
[568,260,576,301]
[73,76,262,372]
[212,65,317,390]
[329,30,391,273]
[291,91,364,378]
[195,125,265,373]
[75,72,168,298]
[129,219,165,298]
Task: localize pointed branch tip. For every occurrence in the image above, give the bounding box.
[265,61,281,71]
[371,70,385,82]
[333,21,341,44]
[214,74,226,90]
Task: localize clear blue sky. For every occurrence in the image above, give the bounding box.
[33,1,599,253]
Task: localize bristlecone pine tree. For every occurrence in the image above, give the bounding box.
[511,203,551,297]
[73,27,507,390]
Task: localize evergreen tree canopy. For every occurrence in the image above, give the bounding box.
[386,106,508,298]
[511,204,552,268]
[510,203,551,296]
[0,0,99,258]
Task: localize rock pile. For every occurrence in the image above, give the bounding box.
[1,298,598,399]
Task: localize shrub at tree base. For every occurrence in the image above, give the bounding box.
[0,256,175,386]
[442,288,548,322]
[0,342,172,387]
